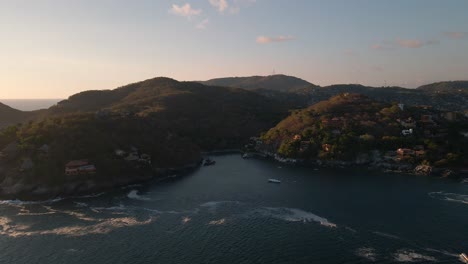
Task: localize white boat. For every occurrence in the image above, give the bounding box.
[242,153,253,159]
[268,179,281,183]
[460,253,468,263]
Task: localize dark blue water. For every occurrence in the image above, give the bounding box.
[0,154,466,263]
[0,99,61,111]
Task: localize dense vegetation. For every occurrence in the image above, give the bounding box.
[261,93,468,168]
[0,77,288,194]
[202,75,468,111]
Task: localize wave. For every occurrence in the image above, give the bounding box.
[200,201,241,210]
[0,197,63,206]
[127,190,151,201]
[355,247,377,261]
[373,231,401,240]
[0,215,156,238]
[428,191,468,205]
[424,248,459,257]
[257,207,337,228]
[208,218,226,225]
[393,249,437,262]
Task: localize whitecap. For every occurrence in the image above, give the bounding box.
[373,231,400,240]
[0,215,156,238]
[393,249,437,262]
[428,191,468,205]
[256,207,337,228]
[127,190,151,201]
[200,201,241,210]
[355,247,377,261]
[208,218,226,225]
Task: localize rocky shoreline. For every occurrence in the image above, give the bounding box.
[0,159,203,201]
[250,150,466,179]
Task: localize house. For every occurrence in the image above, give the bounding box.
[332,129,341,136]
[115,149,126,157]
[125,153,139,161]
[398,103,404,111]
[397,148,415,156]
[400,118,416,128]
[420,115,433,123]
[322,144,332,152]
[402,129,413,136]
[293,134,302,141]
[65,160,96,175]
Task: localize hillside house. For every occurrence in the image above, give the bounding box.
[421,115,434,123]
[399,118,416,128]
[293,134,302,141]
[322,144,332,152]
[397,148,415,156]
[65,160,96,175]
[402,129,413,136]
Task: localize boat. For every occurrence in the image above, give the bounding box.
[268,179,281,183]
[203,159,216,166]
[460,253,468,263]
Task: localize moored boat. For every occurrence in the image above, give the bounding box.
[268,179,281,183]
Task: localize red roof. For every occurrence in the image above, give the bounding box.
[66,160,89,168]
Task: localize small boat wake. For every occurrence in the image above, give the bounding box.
[428,191,468,205]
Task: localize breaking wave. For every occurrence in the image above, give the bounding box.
[393,249,437,262]
[127,190,151,201]
[0,216,156,238]
[428,191,468,205]
[256,207,337,227]
[355,247,377,261]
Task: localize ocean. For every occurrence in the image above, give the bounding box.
[0,99,62,111]
[0,154,466,263]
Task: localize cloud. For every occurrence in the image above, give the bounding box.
[371,38,438,50]
[196,18,210,29]
[256,35,295,44]
[396,38,423,48]
[443,31,467,39]
[209,0,229,12]
[209,0,256,14]
[169,3,202,18]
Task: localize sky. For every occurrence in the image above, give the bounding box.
[0,0,467,99]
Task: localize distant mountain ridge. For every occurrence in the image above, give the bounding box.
[417,81,468,92]
[202,75,468,111]
[0,102,43,128]
[201,74,317,92]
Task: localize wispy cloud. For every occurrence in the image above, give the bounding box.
[196,18,210,30]
[169,3,202,19]
[371,38,437,50]
[443,31,467,39]
[209,0,229,12]
[209,0,256,14]
[256,35,295,44]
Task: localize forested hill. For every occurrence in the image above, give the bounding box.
[417,81,468,92]
[201,74,317,92]
[0,102,43,129]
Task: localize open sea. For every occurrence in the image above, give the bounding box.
[0,99,62,111]
[0,154,467,263]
